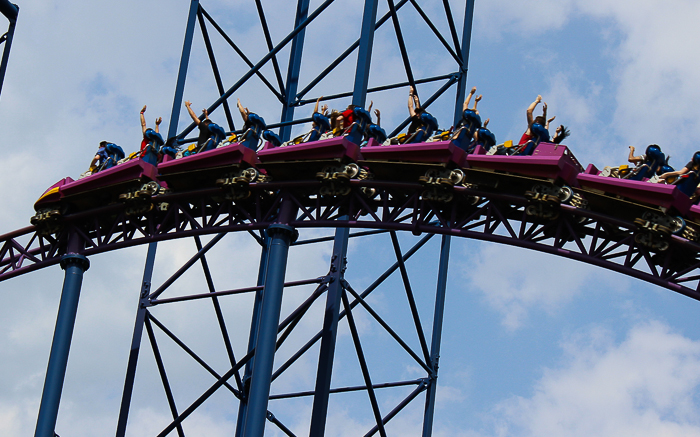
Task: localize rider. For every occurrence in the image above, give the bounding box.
[90,141,125,172]
[406,86,438,143]
[658,151,700,196]
[472,120,497,153]
[452,87,483,151]
[309,96,332,142]
[626,144,667,181]
[365,102,387,144]
[517,95,556,155]
[237,98,266,150]
[185,100,226,154]
[139,105,164,165]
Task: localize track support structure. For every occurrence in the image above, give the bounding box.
[35,233,89,437]
[242,223,298,437]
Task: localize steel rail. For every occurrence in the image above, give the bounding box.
[3,181,700,301]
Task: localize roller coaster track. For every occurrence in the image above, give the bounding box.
[4,177,700,301]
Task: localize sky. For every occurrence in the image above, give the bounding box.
[1,0,700,436]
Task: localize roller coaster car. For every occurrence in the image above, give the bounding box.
[465,143,586,219]
[357,139,468,202]
[157,142,259,199]
[577,164,695,248]
[257,136,362,196]
[31,159,161,232]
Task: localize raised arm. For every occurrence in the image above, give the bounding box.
[155,117,162,134]
[546,115,556,130]
[526,95,542,128]
[140,105,147,135]
[374,109,381,127]
[408,86,420,117]
[628,146,644,164]
[237,98,249,123]
[313,96,323,114]
[472,93,482,113]
[185,101,200,125]
[463,86,477,112]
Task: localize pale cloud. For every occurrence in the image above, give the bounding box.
[475,0,576,37]
[490,321,700,436]
[463,243,620,330]
[574,0,700,150]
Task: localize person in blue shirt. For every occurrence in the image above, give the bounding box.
[90,141,124,172]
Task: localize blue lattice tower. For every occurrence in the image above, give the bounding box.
[20,1,478,436]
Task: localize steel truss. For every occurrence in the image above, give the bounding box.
[22,1,479,433]
[4,182,700,299]
[107,224,452,436]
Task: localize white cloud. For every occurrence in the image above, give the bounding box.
[475,0,576,37]
[463,243,620,330]
[489,321,700,436]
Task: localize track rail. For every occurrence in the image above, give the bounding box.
[3,179,700,300]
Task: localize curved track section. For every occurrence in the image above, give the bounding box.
[3,179,700,300]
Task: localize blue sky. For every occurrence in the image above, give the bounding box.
[1,0,700,436]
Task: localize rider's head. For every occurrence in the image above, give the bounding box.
[692,151,700,168]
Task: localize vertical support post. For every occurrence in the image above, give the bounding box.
[235,234,270,437]
[0,1,18,102]
[351,0,379,108]
[168,0,200,140]
[421,235,451,437]
[243,198,298,436]
[35,233,89,437]
[309,220,350,435]
[115,242,158,437]
[278,0,310,141]
[452,0,475,127]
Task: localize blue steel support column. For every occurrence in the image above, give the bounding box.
[168,0,199,140]
[0,1,18,101]
[115,242,158,437]
[452,0,475,127]
[421,235,451,437]
[351,0,379,108]
[235,235,270,437]
[309,220,350,435]
[243,200,298,436]
[278,0,310,141]
[35,234,89,437]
